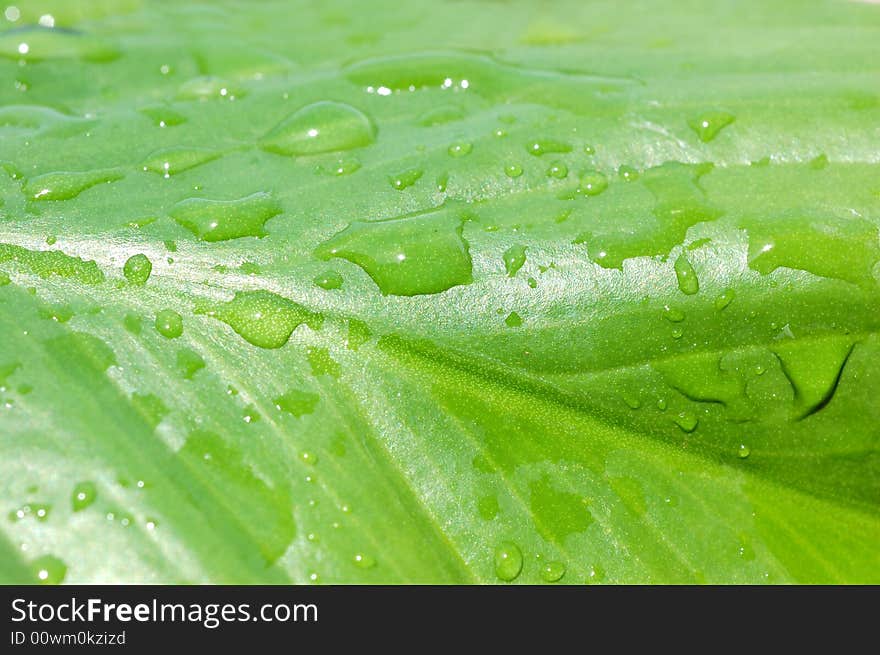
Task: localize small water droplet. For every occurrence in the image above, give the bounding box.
[526,139,571,156]
[546,160,568,179]
[673,253,699,295]
[540,560,566,583]
[447,141,472,157]
[389,167,423,190]
[673,411,698,433]
[688,111,735,143]
[71,481,97,512]
[503,244,527,277]
[31,554,66,585]
[123,253,152,286]
[715,288,735,310]
[504,163,523,178]
[662,305,685,323]
[580,170,608,196]
[505,311,523,327]
[314,270,343,290]
[353,552,376,569]
[176,348,205,380]
[155,309,183,339]
[260,101,375,156]
[618,165,639,181]
[299,451,318,466]
[142,147,220,177]
[737,444,751,459]
[494,541,523,581]
[275,388,319,417]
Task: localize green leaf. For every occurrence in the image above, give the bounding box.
[1,0,879,584]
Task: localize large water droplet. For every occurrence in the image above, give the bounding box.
[0,26,118,62]
[196,290,323,349]
[315,206,473,296]
[260,101,375,156]
[170,192,281,241]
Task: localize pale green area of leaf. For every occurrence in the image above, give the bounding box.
[0,0,879,584]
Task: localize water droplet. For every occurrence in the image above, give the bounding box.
[142,147,220,177]
[657,398,668,411]
[0,26,118,62]
[447,141,472,157]
[673,253,699,295]
[737,444,751,459]
[389,167,423,190]
[618,165,639,181]
[315,206,473,296]
[260,101,375,156]
[0,271,9,286]
[177,76,243,101]
[580,169,608,196]
[435,172,449,192]
[586,563,605,583]
[772,336,855,419]
[673,411,698,433]
[808,153,828,170]
[527,276,537,288]
[31,554,66,584]
[155,309,183,339]
[0,244,104,284]
[39,304,73,323]
[546,160,568,179]
[662,305,685,323]
[176,348,205,380]
[139,104,187,127]
[24,169,123,201]
[503,244,527,277]
[494,541,523,581]
[317,157,361,176]
[540,560,566,583]
[123,313,142,335]
[196,290,323,349]
[307,346,340,378]
[123,253,152,286]
[71,481,97,512]
[622,392,642,409]
[170,192,281,242]
[688,111,735,143]
[275,388,319,417]
[242,405,260,424]
[418,104,465,126]
[504,163,523,178]
[505,311,523,327]
[526,139,571,156]
[353,553,376,569]
[314,270,343,290]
